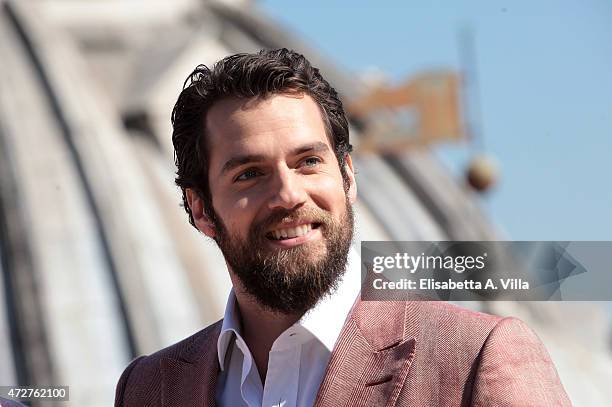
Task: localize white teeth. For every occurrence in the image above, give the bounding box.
[270,224,313,240]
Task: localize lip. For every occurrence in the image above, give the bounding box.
[267,226,322,248]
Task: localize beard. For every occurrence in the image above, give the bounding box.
[213,198,354,315]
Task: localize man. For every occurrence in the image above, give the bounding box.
[115,49,571,406]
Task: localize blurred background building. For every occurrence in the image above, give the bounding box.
[0,0,610,406]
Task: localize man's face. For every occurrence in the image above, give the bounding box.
[188,93,356,314]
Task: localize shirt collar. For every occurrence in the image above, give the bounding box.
[298,247,361,350]
[217,289,242,371]
[217,247,361,371]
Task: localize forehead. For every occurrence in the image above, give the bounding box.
[205,94,332,162]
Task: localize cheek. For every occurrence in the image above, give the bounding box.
[215,195,258,235]
[234,196,250,210]
[307,175,347,212]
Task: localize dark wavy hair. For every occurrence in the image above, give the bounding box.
[172,48,353,228]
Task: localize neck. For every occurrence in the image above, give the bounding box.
[232,282,303,383]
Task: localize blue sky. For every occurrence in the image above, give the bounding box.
[259,0,612,240]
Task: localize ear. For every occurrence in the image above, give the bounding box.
[344,154,357,204]
[186,188,216,238]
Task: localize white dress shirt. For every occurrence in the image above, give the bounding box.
[215,248,361,407]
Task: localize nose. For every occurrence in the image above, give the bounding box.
[267,166,307,211]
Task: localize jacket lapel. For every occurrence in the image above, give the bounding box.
[315,299,415,407]
[161,322,222,407]
[158,299,417,407]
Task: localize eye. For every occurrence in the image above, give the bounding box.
[301,157,322,168]
[235,168,261,182]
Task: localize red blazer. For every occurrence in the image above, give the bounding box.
[0,398,27,407]
[115,299,571,406]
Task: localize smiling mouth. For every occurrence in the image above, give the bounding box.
[266,223,322,240]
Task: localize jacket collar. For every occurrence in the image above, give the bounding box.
[160,322,222,407]
[159,297,416,407]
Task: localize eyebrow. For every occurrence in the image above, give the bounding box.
[220,141,331,176]
[291,141,330,157]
